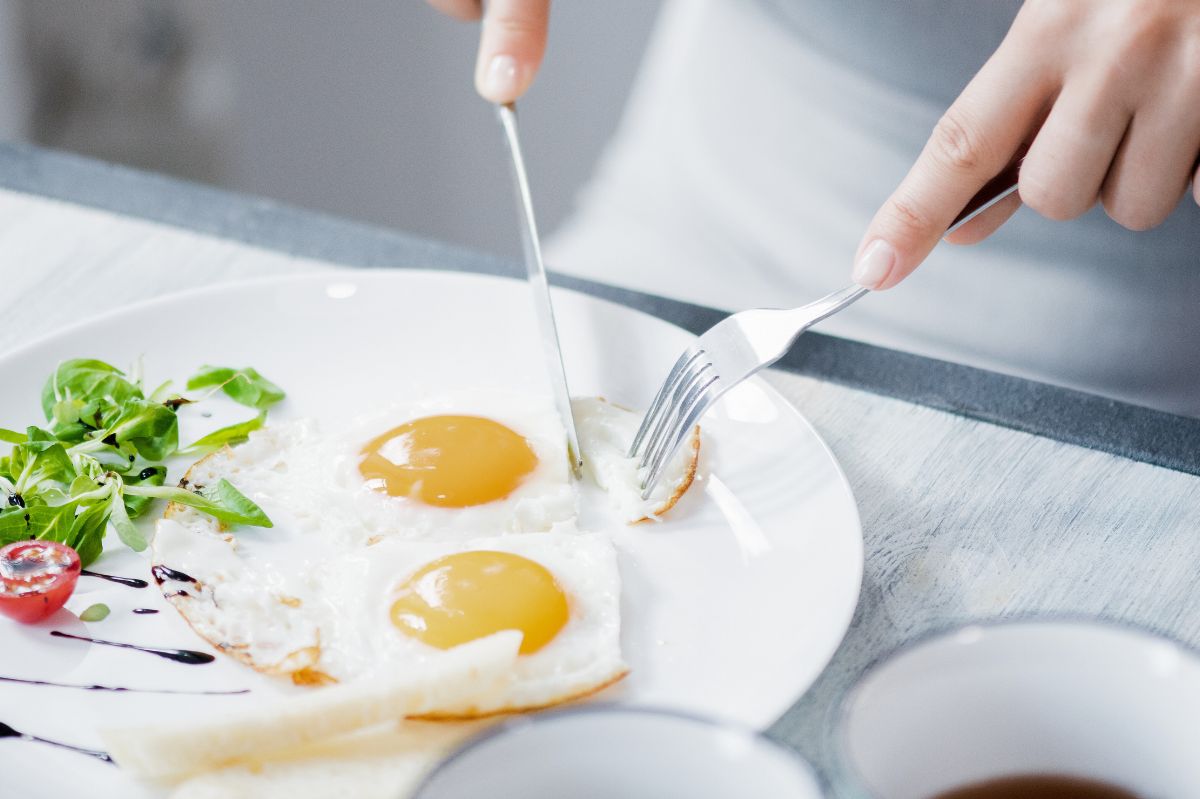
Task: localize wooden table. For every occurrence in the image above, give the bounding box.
[3,144,1199,796]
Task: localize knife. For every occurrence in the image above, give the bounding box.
[496,102,584,477]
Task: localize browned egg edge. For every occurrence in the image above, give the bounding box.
[588,397,702,525]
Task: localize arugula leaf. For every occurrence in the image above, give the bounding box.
[0,503,78,548]
[200,479,272,527]
[0,429,27,444]
[41,359,142,421]
[4,431,76,494]
[107,488,147,551]
[0,492,110,567]
[77,443,137,475]
[51,397,83,427]
[126,479,272,528]
[25,426,57,444]
[69,499,111,567]
[122,464,167,519]
[95,399,179,462]
[79,603,110,622]
[180,412,266,456]
[15,441,78,497]
[187,366,285,410]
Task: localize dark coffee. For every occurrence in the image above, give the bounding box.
[930,774,1141,799]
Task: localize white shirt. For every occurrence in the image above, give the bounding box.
[547,0,1200,417]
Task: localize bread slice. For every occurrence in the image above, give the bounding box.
[101,631,520,783]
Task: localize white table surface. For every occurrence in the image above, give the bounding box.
[3,185,1199,796]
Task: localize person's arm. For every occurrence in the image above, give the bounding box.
[853,0,1200,289]
[426,0,551,103]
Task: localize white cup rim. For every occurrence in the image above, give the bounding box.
[834,614,1200,798]
[411,702,825,798]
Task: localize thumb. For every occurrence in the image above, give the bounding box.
[475,0,551,104]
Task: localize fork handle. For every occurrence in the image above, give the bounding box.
[947,157,1022,235]
[795,284,869,329]
[792,168,1023,329]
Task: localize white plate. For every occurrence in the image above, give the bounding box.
[0,271,861,797]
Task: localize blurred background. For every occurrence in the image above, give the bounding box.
[0,0,661,257]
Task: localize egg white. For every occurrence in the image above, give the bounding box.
[153,512,625,713]
[573,397,701,523]
[187,391,578,549]
[337,392,578,540]
[316,532,626,714]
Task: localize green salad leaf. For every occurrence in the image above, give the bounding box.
[121,464,167,518]
[180,412,267,456]
[187,366,285,411]
[0,358,284,566]
[69,500,111,567]
[42,359,142,418]
[79,603,110,622]
[103,399,180,461]
[125,479,272,528]
[107,485,147,551]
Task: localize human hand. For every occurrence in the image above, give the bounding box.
[852,0,1200,290]
[426,0,551,104]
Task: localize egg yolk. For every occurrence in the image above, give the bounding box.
[390,551,569,655]
[359,415,538,508]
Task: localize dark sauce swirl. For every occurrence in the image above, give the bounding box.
[80,570,149,589]
[151,565,197,585]
[50,631,214,665]
[0,721,113,763]
[0,675,245,695]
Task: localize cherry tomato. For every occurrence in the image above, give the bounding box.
[0,541,81,623]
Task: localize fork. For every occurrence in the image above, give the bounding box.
[630,167,1022,497]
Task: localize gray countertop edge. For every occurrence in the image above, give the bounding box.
[3,140,1198,477]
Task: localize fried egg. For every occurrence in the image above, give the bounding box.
[153,515,626,714]
[196,392,577,547]
[572,397,701,523]
[320,532,626,714]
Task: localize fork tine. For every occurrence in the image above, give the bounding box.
[637,360,713,470]
[628,347,704,458]
[639,376,718,498]
[633,354,710,465]
[643,367,715,472]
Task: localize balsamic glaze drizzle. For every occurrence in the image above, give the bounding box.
[0,721,113,763]
[50,631,215,665]
[151,565,197,585]
[0,675,246,695]
[80,570,149,589]
[131,608,159,615]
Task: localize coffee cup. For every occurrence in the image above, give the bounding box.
[838,619,1200,798]
[414,705,825,799]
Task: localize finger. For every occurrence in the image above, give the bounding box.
[427,0,482,21]
[1018,76,1132,223]
[853,42,1057,289]
[1194,157,1200,207]
[1102,79,1200,231]
[475,0,551,104]
[943,191,1023,245]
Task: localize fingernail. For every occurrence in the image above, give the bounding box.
[852,239,897,289]
[479,54,520,102]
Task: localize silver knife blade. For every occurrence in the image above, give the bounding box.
[496,102,583,476]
